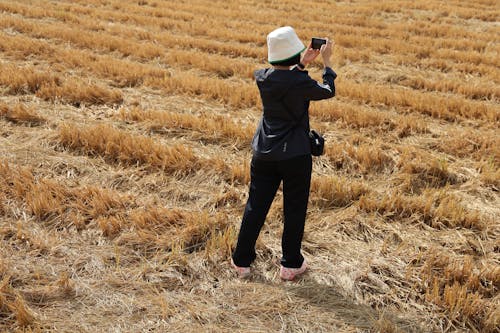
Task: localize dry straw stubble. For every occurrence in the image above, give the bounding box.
[0,0,499,331]
[0,275,36,328]
[1,160,234,259]
[119,107,254,148]
[56,123,250,184]
[0,64,122,106]
[0,102,45,126]
[57,123,199,175]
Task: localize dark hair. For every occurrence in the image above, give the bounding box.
[271,54,300,66]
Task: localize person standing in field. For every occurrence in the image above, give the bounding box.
[231,26,336,280]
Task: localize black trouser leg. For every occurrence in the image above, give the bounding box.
[232,157,281,267]
[280,155,312,268]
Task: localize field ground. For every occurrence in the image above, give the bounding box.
[0,0,499,332]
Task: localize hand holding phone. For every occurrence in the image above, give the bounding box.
[301,42,320,66]
[318,38,333,68]
[311,37,327,50]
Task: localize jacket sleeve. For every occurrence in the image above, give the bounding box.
[298,67,337,101]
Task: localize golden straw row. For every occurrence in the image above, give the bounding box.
[0,142,492,239]
[117,106,496,184]
[118,108,254,149]
[5,120,485,232]
[2,9,497,100]
[56,123,250,184]
[8,0,498,71]
[118,104,426,144]
[1,32,496,123]
[0,102,46,126]
[358,190,486,230]
[4,0,498,73]
[54,0,499,44]
[0,161,233,257]
[0,63,122,106]
[52,119,376,208]
[411,248,499,332]
[363,0,499,21]
[0,14,257,79]
[3,2,498,91]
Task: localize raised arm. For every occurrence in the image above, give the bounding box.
[298,38,337,100]
[298,68,336,100]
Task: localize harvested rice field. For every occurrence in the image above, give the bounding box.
[0,0,499,332]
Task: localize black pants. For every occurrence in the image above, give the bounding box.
[232,154,312,268]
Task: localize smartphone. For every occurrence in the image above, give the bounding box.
[311,37,327,50]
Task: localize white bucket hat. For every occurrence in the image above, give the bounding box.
[267,26,305,64]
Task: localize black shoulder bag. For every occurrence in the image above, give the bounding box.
[308,129,325,156]
[281,101,325,156]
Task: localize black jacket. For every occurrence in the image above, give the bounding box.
[251,66,337,160]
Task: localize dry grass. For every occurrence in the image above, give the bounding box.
[338,80,499,122]
[0,102,45,126]
[416,249,500,332]
[311,175,369,208]
[20,272,76,306]
[3,16,495,123]
[1,161,234,260]
[387,73,500,101]
[311,100,393,129]
[0,161,132,226]
[0,63,59,95]
[358,190,485,230]
[2,0,498,86]
[4,9,497,122]
[0,0,499,332]
[0,33,165,88]
[12,0,498,72]
[0,275,36,328]
[434,130,500,167]
[119,107,254,148]
[56,123,250,184]
[479,162,500,189]
[36,80,123,107]
[394,115,430,138]
[394,148,459,193]
[0,64,123,106]
[57,123,200,175]
[121,207,234,257]
[325,140,395,174]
